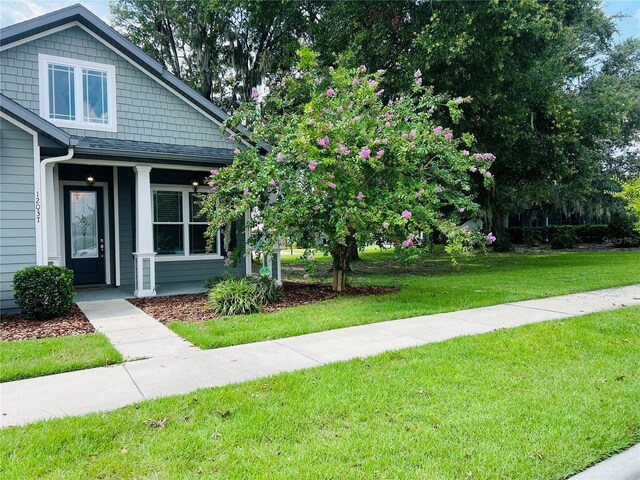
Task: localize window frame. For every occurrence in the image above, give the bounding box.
[151,186,222,262]
[38,54,117,132]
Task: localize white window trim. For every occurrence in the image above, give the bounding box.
[38,53,117,132]
[151,185,222,262]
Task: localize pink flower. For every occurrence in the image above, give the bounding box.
[359,147,371,159]
[385,121,391,128]
[251,87,259,100]
[416,78,423,86]
[455,96,464,104]
[376,89,384,96]
[415,190,423,198]
[328,122,333,129]
[459,207,465,213]
[339,144,350,155]
[433,126,443,134]
[376,149,385,158]
[210,169,219,175]
[308,119,315,126]
[329,66,334,72]
[368,80,378,88]
[402,239,413,248]
[486,232,497,244]
[233,148,241,154]
[474,153,483,161]
[326,88,335,97]
[308,160,318,171]
[328,182,337,189]
[401,210,412,219]
[402,133,409,140]
[353,78,360,86]
[354,115,361,121]
[269,179,276,187]
[408,233,415,240]
[470,167,478,173]
[383,222,390,229]
[383,112,394,120]
[485,171,492,178]
[480,168,486,174]
[382,138,388,145]
[409,129,417,141]
[303,273,309,279]
[463,150,470,156]
[356,192,364,201]
[317,136,330,148]
[483,153,496,161]
[337,106,344,113]
[227,134,236,141]
[243,187,249,196]
[444,132,453,140]
[277,152,284,162]
[414,69,422,78]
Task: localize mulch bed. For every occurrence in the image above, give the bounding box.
[0,305,94,341]
[129,281,398,324]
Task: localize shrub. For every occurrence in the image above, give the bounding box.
[209,277,262,316]
[252,276,281,304]
[12,266,75,319]
[523,228,543,247]
[550,229,580,249]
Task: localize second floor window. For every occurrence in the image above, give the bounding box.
[39,54,116,131]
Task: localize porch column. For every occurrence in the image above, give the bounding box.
[273,239,282,286]
[133,165,156,297]
[44,163,61,265]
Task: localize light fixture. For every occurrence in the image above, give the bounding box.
[190,176,200,193]
[85,171,95,187]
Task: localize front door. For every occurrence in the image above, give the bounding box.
[64,186,106,285]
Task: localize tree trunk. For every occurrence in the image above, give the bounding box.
[347,235,360,262]
[331,247,348,292]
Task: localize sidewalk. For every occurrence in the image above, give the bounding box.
[1,284,638,429]
[568,443,640,480]
[77,299,196,360]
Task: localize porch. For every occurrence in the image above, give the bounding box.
[74,280,207,302]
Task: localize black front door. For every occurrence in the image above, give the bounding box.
[64,186,106,285]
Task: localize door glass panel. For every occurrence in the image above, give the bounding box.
[70,191,98,258]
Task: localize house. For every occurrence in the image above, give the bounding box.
[0,4,279,311]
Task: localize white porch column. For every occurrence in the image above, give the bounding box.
[273,239,282,286]
[133,165,156,297]
[244,210,252,277]
[44,163,61,265]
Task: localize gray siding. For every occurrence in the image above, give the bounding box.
[117,167,135,286]
[0,118,36,310]
[0,26,233,149]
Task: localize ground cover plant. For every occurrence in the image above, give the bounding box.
[1,334,122,383]
[170,249,640,349]
[2,306,638,479]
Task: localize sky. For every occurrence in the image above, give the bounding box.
[0,0,638,39]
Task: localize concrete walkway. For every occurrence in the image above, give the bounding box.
[77,299,196,360]
[568,443,640,480]
[1,284,638,429]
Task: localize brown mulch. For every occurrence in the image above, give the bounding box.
[129,281,398,324]
[0,305,94,341]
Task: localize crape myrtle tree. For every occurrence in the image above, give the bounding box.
[201,50,496,291]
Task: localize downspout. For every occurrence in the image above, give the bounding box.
[40,146,75,265]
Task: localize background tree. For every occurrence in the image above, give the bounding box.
[111,0,308,108]
[202,51,495,291]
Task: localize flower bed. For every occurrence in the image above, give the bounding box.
[1,305,94,341]
[129,281,398,324]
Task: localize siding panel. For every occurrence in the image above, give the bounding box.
[0,119,36,310]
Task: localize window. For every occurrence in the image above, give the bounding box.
[152,188,220,259]
[39,54,116,131]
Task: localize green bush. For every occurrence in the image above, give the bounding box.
[252,276,281,304]
[12,266,75,319]
[208,276,281,316]
[507,224,613,245]
[523,229,543,246]
[550,229,580,249]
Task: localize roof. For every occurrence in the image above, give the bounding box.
[0,93,75,146]
[0,3,265,150]
[73,137,234,165]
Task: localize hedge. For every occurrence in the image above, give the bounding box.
[506,224,612,245]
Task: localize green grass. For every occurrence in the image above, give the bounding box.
[0,334,122,383]
[171,250,640,349]
[2,307,639,479]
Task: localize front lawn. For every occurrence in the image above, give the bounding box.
[171,250,640,349]
[0,334,122,383]
[2,306,638,479]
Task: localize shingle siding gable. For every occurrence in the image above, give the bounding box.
[0,25,233,149]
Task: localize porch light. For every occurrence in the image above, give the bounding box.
[85,171,96,186]
[190,177,200,193]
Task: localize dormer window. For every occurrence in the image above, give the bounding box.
[39,54,116,132]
